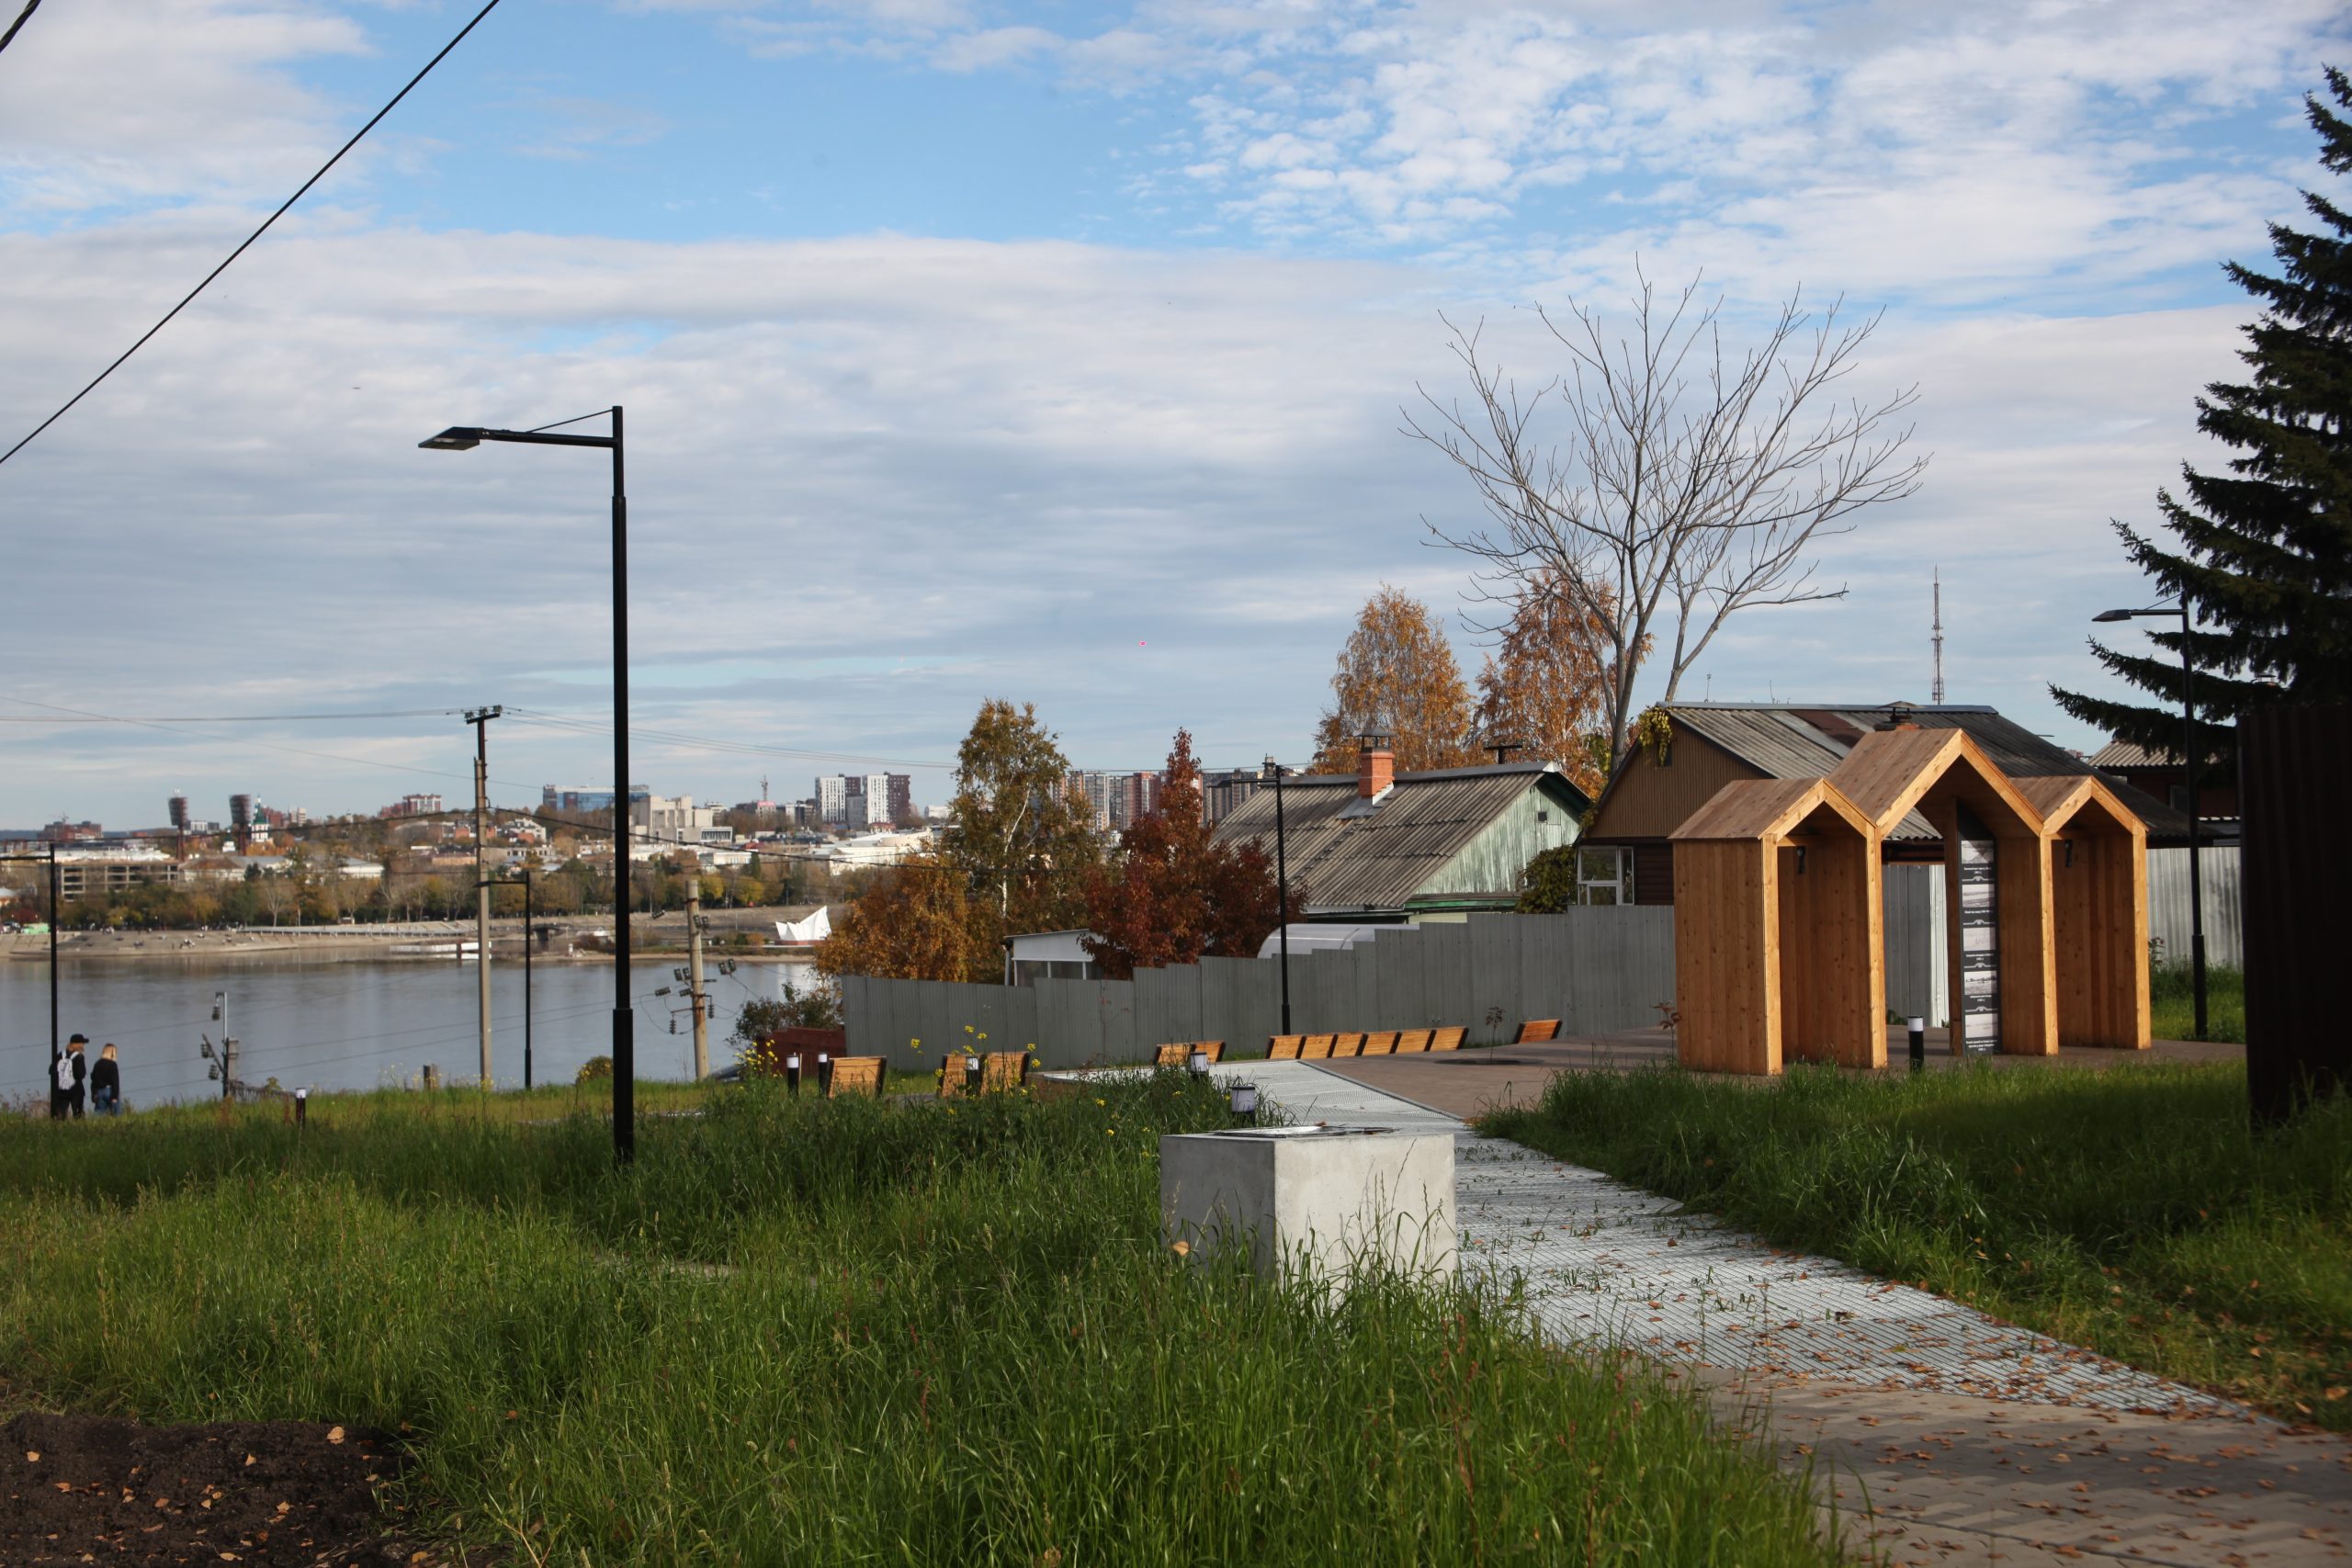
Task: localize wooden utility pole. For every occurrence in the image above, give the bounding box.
[465,705,502,1089]
[686,876,710,1078]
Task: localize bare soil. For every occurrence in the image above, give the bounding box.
[3,1409,471,1565]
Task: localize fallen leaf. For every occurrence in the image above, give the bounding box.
[326,1427,345,1445]
[243,1453,256,1466]
[22,1450,37,1461]
[1169,1239,1190,1257]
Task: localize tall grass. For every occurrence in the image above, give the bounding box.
[1487,1062,2351,1428]
[0,1077,1838,1564]
[2152,961,2246,1043]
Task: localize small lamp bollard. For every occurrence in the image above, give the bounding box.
[785,1052,802,1096]
[816,1051,831,1095]
[1188,1049,1210,1079]
[965,1053,983,1094]
[1229,1082,1260,1125]
[1907,1017,1926,1072]
[295,1087,308,1127]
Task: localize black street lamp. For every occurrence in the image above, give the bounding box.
[1260,756,1292,1036]
[424,409,635,1159]
[2093,596,2205,1041]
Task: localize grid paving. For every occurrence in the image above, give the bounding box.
[1221,1060,2229,1416]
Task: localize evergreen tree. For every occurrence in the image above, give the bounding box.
[2052,68,2352,757]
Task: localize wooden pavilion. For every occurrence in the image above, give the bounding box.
[1826,728,2056,1056]
[1669,776,1883,1075]
[2015,774,2152,1050]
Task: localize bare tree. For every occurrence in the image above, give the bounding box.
[1408,272,1928,771]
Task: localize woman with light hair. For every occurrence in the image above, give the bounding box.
[90,1043,122,1116]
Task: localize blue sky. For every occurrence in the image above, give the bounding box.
[0,0,2345,829]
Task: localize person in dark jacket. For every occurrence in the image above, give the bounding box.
[91,1043,121,1116]
[51,1034,87,1119]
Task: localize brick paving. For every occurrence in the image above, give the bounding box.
[1217,1059,2350,1568]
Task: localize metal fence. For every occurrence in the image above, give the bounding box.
[1883,864,1949,1026]
[2149,845,2243,970]
[841,907,1678,1071]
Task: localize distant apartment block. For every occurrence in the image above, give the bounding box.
[1202,768,1261,825]
[634,793,726,845]
[816,773,912,829]
[543,784,650,818]
[52,846,186,900]
[380,793,445,819]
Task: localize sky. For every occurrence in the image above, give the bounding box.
[0,0,2344,829]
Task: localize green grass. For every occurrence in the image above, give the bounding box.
[0,1077,1838,1564]
[1486,1062,2352,1428]
[2152,962,2246,1043]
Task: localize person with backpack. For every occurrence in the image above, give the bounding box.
[51,1034,87,1119]
[91,1043,122,1116]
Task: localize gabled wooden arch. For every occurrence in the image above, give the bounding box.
[1671,776,1883,1075]
[2015,774,2152,1051]
[1827,729,2057,1056]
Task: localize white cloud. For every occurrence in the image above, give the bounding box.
[0,0,370,217]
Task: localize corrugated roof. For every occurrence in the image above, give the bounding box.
[1649,703,2188,840]
[1211,762,1586,912]
[2089,740,2175,768]
[1670,776,1871,842]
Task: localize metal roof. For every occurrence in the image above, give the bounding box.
[1212,762,1588,913]
[2089,740,2175,767]
[1649,703,2189,840]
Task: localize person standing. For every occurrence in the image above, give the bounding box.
[91,1043,121,1116]
[52,1034,87,1119]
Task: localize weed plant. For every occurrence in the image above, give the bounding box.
[0,1075,1836,1564]
[1487,1062,2350,1427]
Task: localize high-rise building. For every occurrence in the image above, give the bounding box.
[816,775,848,825]
[229,794,253,853]
[167,795,189,834]
[1202,769,1261,824]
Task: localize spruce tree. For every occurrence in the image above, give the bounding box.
[2052,67,2352,756]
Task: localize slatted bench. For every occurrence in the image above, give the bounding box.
[827,1055,887,1098]
[1395,1030,1432,1053]
[1360,1031,1397,1055]
[1512,1019,1562,1044]
[1267,1034,1304,1060]
[1430,1027,1466,1052]
[1299,1033,1336,1060]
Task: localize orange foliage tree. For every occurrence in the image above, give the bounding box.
[814,853,991,983]
[1080,730,1289,978]
[1473,568,1620,796]
[1307,584,1482,773]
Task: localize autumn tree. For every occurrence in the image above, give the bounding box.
[1473,567,1620,795]
[1308,585,1483,773]
[814,853,990,982]
[1412,273,1927,771]
[1080,729,1290,978]
[945,698,1101,945]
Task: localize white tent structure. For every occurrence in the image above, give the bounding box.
[774,907,832,946]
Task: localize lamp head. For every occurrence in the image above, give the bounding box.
[420,427,485,451]
[2092,609,2133,623]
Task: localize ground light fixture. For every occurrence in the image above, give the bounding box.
[785,1053,802,1095]
[1229,1082,1260,1123]
[1189,1049,1210,1077]
[2091,599,2205,1041]
[422,406,636,1160]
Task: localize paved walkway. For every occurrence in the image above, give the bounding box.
[1216,1059,2351,1568]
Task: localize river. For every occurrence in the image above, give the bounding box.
[3,954,820,1108]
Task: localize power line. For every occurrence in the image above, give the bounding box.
[0,0,508,469]
[0,707,463,725]
[0,0,44,56]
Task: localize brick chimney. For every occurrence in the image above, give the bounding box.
[1357,733,1395,799]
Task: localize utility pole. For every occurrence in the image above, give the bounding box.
[465,705,502,1089]
[1931,568,1947,705]
[686,875,710,1078]
[521,867,535,1091]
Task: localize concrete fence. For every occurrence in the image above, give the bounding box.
[841,908,1678,1072]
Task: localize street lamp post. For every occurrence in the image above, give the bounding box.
[1261,756,1291,1036]
[2093,597,2204,1041]
[424,409,634,1160]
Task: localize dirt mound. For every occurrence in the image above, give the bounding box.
[3,1409,459,1564]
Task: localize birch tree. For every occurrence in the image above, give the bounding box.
[1408,273,1928,770]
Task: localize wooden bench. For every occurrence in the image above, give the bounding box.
[1360,1031,1397,1055]
[1329,1032,1364,1058]
[827,1055,887,1098]
[1299,1033,1336,1060]
[1395,1030,1432,1053]
[1430,1027,1466,1052]
[981,1051,1028,1092]
[1152,1041,1227,1067]
[937,1057,970,1098]
[1267,1034,1303,1060]
[1512,1019,1562,1044]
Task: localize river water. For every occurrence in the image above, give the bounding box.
[3,954,819,1108]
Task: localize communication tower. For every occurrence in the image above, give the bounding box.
[1931,569,1947,705]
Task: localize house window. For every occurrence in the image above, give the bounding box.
[1576,846,1623,906]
